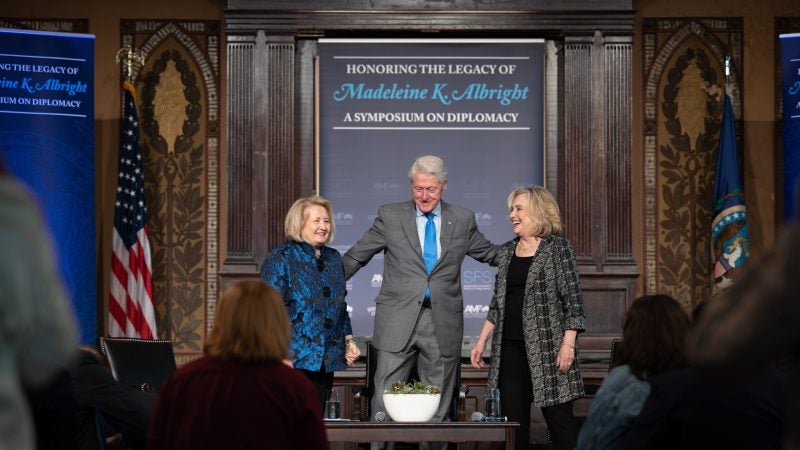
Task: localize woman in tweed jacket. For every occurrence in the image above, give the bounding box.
[470,186,586,450]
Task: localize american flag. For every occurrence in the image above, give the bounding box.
[108,81,157,338]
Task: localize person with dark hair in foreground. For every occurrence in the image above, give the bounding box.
[620,293,789,450]
[147,281,328,450]
[689,225,800,450]
[576,294,690,450]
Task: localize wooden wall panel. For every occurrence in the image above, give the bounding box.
[562,39,594,260]
[606,39,633,262]
[226,36,255,265]
[262,37,295,258]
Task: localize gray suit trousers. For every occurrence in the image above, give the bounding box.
[370,307,458,450]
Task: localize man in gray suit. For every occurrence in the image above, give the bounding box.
[344,155,497,445]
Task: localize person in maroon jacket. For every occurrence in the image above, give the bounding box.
[147,280,329,450]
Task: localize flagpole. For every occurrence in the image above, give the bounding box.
[711,53,750,294]
[724,55,731,97]
[109,44,157,339]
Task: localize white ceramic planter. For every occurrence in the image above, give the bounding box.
[382,393,441,422]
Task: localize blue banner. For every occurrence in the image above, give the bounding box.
[780,33,800,222]
[0,29,96,344]
[318,39,544,340]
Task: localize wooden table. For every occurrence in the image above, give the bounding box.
[325,421,519,450]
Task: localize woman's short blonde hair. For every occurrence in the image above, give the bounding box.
[284,195,336,243]
[204,280,290,362]
[507,186,562,237]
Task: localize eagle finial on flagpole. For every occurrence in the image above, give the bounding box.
[115,45,144,83]
[724,55,731,79]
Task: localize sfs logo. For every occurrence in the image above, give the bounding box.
[463,270,494,291]
[371,273,383,287]
[463,270,494,284]
[367,306,376,317]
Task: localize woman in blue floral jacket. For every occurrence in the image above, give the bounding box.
[260,195,360,409]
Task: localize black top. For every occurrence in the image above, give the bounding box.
[503,253,533,341]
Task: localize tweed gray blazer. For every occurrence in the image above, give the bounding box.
[485,235,586,407]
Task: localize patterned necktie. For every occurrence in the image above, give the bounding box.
[423,212,437,302]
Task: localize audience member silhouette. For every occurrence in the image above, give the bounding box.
[26,366,77,450]
[576,294,690,450]
[689,225,800,450]
[72,346,156,450]
[147,280,328,450]
[0,162,78,450]
[621,297,788,450]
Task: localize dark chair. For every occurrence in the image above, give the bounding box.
[352,341,468,422]
[99,337,177,393]
[352,341,378,420]
[583,338,622,396]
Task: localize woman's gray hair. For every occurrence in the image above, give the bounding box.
[408,155,448,183]
[284,195,335,243]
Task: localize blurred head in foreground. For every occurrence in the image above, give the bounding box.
[205,280,291,363]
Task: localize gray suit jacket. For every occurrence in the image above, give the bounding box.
[343,200,497,357]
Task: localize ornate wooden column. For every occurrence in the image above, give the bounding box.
[223,28,303,290]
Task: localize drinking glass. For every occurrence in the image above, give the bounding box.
[485,387,501,418]
[325,391,341,420]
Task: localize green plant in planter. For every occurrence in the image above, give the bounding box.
[384,380,442,395]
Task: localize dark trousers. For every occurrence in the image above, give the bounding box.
[499,340,579,450]
[299,367,334,414]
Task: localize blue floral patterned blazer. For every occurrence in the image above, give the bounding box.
[260,240,352,373]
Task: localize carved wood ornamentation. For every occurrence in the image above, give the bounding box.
[642,18,743,310]
[122,20,220,365]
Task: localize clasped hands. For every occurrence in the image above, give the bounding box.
[344,336,361,365]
